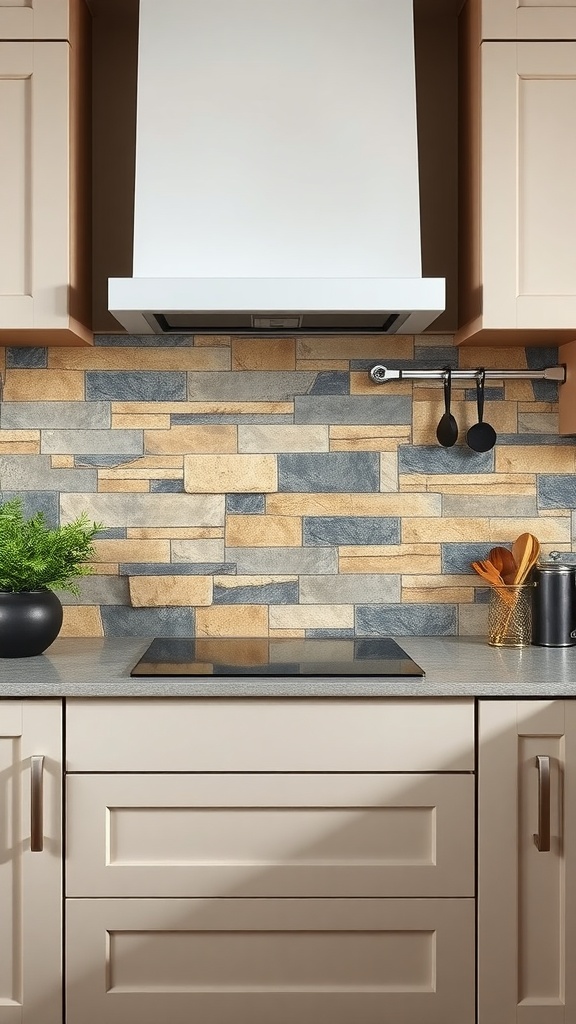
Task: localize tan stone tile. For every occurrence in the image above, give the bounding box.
[266,493,441,516]
[193,335,231,346]
[195,605,269,637]
[99,468,183,480]
[540,509,570,517]
[435,483,536,495]
[0,428,40,454]
[489,518,570,543]
[231,338,296,371]
[60,606,103,637]
[145,426,237,455]
[295,359,349,370]
[112,401,293,415]
[350,374,413,396]
[495,446,576,474]
[3,370,84,401]
[48,347,230,370]
[50,454,75,468]
[518,402,556,414]
[112,414,171,430]
[403,518,491,542]
[269,605,354,629]
[505,380,534,401]
[296,335,414,361]
[129,575,213,607]
[185,454,277,493]
[91,539,171,562]
[459,348,528,369]
[339,544,441,574]
[403,573,478,588]
[171,539,224,562]
[269,629,306,638]
[238,425,328,454]
[127,527,224,539]
[380,452,398,492]
[330,426,411,451]
[330,426,412,439]
[414,333,456,348]
[98,479,150,492]
[84,563,119,574]
[225,515,302,547]
[331,438,409,452]
[0,347,5,372]
[398,474,426,491]
[403,587,475,603]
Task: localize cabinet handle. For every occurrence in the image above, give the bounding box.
[30,755,44,853]
[533,754,550,852]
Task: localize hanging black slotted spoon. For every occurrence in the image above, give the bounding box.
[436,368,458,447]
[466,368,497,452]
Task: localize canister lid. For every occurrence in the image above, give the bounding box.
[537,551,576,572]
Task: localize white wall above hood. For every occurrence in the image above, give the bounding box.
[108,0,445,335]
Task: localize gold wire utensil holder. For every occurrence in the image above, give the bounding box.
[488,584,533,647]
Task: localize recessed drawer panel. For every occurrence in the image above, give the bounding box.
[66,897,475,1024]
[66,772,474,898]
[65,699,474,772]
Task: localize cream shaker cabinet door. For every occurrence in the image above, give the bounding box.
[0,0,71,40]
[66,772,475,898]
[66,896,475,1024]
[480,0,576,41]
[0,700,62,1024]
[478,700,576,1023]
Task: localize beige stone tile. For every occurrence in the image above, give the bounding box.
[48,347,230,370]
[269,605,354,629]
[84,563,119,574]
[129,576,213,607]
[295,359,349,370]
[489,518,570,543]
[98,468,183,480]
[50,454,75,468]
[266,493,441,516]
[540,509,570,518]
[145,426,237,455]
[231,338,295,371]
[504,380,535,401]
[269,628,306,638]
[0,429,40,454]
[0,347,5,372]
[171,539,225,562]
[403,587,475,603]
[4,370,84,401]
[495,446,576,474]
[238,425,329,454]
[60,606,103,637]
[380,452,398,492]
[435,483,535,495]
[225,515,302,547]
[185,454,277,493]
[111,401,293,415]
[195,605,269,637]
[339,544,441,574]
[193,335,231,346]
[112,414,171,430]
[91,539,171,562]
[330,425,412,439]
[402,573,478,588]
[331,437,409,452]
[214,574,299,588]
[403,518,491,543]
[414,333,456,348]
[115,455,184,469]
[398,474,426,492]
[459,348,528,369]
[128,527,224,539]
[350,375,413,397]
[296,335,414,361]
[98,479,150,492]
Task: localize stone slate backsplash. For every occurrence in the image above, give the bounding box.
[0,334,571,638]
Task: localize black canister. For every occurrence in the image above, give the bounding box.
[532,560,576,647]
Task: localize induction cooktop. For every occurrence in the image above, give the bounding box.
[130,637,425,677]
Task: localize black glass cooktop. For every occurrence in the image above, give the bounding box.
[130,638,425,678]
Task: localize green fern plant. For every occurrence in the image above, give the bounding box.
[0,498,103,595]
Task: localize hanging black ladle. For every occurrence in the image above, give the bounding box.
[466,368,497,452]
[436,368,458,447]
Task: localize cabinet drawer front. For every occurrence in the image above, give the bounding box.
[66,698,474,771]
[66,773,474,898]
[481,0,576,41]
[0,0,70,40]
[66,897,475,1024]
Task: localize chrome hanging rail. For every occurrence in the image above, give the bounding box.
[369,365,566,384]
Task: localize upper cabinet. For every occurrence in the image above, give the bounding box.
[0,0,92,347]
[457,0,576,348]
[479,0,576,41]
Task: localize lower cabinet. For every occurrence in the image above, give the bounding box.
[0,700,62,1024]
[478,699,576,1023]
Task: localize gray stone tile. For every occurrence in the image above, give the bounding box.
[458,603,489,637]
[120,562,235,575]
[75,455,138,467]
[226,547,337,574]
[172,540,225,562]
[150,479,185,493]
[442,495,538,517]
[497,433,574,445]
[538,475,576,509]
[356,603,457,636]
[213,581,298,604]
[464,387,504,402]
[295,396,411,424]
[410,346,459,368]
[94,334,195,347]
[60,493,225,527]
[526,345,559,369]
[0,456,97,492]
[101,606,195,636]
[300,575,400,604]
[0,402,110,429]
[226,494,265,514]
[96,528,127,538]
[278,453,380,492]
[0,491,59,527]
[532,380,560,403]
[41,429,143,455]
[308,372,349,395]
[6,347,47,368]
[398,445,494,474]
[442,543,507,574]
[86,371,187,402]
[305,628,356,638]
[518,413,558,434]
[303,516,400,546]
[171,414,294,424]
[188,371,316,401]
[60,576,130,605]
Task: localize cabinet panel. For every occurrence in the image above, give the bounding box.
[0,700,62,1024]
[66,897,475,1024]
[481,0,576,40]
[0,0,69,40]
[66,772,474,898]
[66,698,475,772]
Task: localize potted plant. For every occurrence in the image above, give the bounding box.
[0,498,102,657]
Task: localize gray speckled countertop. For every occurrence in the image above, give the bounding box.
[0,636,575,697]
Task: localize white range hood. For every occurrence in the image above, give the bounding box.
[109,0,445,336]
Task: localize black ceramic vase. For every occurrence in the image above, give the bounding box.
[0,590,63,658]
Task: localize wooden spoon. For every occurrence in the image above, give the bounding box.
[488,546,517,583]
[512,533,541,584]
